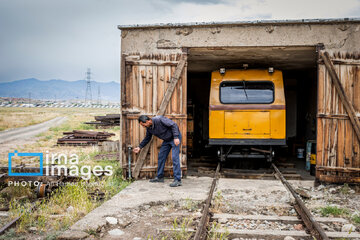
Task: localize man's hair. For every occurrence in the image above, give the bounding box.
[138,115,150,123]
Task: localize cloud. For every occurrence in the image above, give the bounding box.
[0,0,167,82]
[156,0,360,23]
[169,0,225,4]
[0,0,359,83]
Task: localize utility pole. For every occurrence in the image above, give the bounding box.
[28,92,31,107]
[97,86,101,105]
[85,68,92,104]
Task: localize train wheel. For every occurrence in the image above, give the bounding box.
[267,146,275,162]
[36,183,49,198]
[218,146,226,162]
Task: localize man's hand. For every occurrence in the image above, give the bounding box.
[133,147,140,153]
[174,138,180,146]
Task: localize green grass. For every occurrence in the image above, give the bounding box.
[45,135,52,140]
[78,124,96,130]
[170,217,193,240]
[9,165,130,234]
[0,186,35,202]
[207,222,229,240]
[85,228,100,237]
[339,183,351,194]
[353,215,360,224]
[49,123,72,133]
[146,235,168,240]
[213,191,224,211]
[44,232,61,240]
[320,206,349,217]
[149,217,194,240]
[9,183,94,233]
[2,107,122,237]
[0,228,26,240]
[320,207,360,227]
[36,132,45,137]
[183,198,198,212]
[50,122,97,132]
[98,164,130,198]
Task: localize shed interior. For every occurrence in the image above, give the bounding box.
[186,46,318,174]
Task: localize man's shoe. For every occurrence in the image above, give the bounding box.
[149,177,164,183]
[169,180,182,187]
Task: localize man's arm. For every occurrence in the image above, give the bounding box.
[139,129,153,149]
[159,116,180,139]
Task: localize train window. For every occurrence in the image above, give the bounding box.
[220,81,274,104]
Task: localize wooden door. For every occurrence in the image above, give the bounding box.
[121,53,187,179]
[316,52,360,183]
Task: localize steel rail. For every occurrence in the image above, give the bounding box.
[0,216,20,234]
[272,163,329,240]
[0,201,38,235]
[194,162,220,240]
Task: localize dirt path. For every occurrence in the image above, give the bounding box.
[0,116,67,155]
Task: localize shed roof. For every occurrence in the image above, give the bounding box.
[118,18,360,30]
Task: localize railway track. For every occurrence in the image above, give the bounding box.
[0,181,106,236]
[0,200,39,235]
[193,162,360,240]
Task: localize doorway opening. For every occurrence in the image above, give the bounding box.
[186,46,318,178]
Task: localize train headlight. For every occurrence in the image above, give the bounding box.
[268,67,274,73]
[219,68,226,75]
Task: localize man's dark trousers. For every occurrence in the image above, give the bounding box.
[157,134,182,181]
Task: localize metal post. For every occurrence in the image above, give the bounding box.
[127,146,132,179]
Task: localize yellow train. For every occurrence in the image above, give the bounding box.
[209,68,286,162]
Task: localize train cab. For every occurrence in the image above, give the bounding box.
[209,68,286,162]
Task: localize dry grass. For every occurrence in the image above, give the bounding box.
[0,108,62,131]
[10,176,129,233]
[0,107,120,131]
[2,107,129,237]
[0,107,119,166]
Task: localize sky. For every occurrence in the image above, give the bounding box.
[0,0,359,83]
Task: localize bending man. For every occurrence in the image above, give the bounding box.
[133,115,182,187]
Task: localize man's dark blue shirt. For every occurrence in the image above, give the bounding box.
[139,116,180,149]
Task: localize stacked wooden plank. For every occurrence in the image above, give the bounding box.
[57,130,115,146]
[84,114,120,128]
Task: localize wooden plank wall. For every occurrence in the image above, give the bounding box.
[121,53,187,179]
[316,53,360,183]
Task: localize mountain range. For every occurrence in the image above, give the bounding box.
[0,78,120,102]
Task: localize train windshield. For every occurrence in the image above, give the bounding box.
[220,81,274,104]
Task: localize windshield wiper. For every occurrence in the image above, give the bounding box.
[242,81,248,100]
